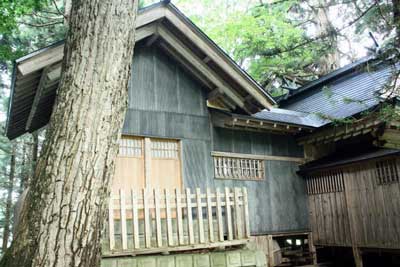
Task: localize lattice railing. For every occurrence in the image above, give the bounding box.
[103,187,250,256]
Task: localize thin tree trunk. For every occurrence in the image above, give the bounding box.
[0,0,138,266]
[394,0,400,46]
[30,132,38,179]
[18,142,26,194]
[2,144,15,252]
[313,0,339,75]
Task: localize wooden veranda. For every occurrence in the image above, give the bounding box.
[102,187,250,257]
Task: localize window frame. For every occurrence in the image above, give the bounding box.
[212,151,265,181]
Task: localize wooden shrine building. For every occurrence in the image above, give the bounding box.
[5,1,400,266]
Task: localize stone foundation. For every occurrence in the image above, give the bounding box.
[101,249,267,267]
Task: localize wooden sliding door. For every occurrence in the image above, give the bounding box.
[149,138,182,190]
[112,136,182,192]
[112,136,145,192]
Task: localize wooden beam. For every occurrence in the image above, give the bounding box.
[136,5,165,28]
[145,34,159,47]
[18,45,64,76]
[159,42,214,89]
[157,26,246,109]
[17,24,158,76]
[211,151,305,163]
[25,65,56,131]
[207,88,222,101]
[164,7,274,108]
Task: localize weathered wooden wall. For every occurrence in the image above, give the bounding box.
[122,44,308,234]
[306,156,400,249]
[211,128,308,234]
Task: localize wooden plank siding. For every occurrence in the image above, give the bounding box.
[305,156,400,249]
[121,44,308,235]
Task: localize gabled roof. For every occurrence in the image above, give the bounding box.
[279,57,397,127]
[6,1,275,140]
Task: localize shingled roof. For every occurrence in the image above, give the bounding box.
[278,56,398,127]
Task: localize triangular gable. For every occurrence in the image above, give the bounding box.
[6,2,275,139]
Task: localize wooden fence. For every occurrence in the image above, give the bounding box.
[103,187,250,256]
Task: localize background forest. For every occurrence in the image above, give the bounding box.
[0,0,398,253]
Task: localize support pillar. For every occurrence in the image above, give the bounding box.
[352,246,363,267]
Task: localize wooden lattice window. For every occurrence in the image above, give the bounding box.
[213,153,264,180]
[118,137,143,157]
[375,159,399,185]
[306,170,344,195]
[151,139,179,159]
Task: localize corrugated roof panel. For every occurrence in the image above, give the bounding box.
[281,63,395,125]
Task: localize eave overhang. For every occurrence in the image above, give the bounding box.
[6,2,275,140]
[210,109,315,135]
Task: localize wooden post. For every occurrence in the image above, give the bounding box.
[131,189,140,249]
[352,247,363,267]
[186,188,194,245]
[144,137,152,188]
[154,189,162,248]
[242,187,250,238]
[176,188,184,245]
[165,189,173,246]
[308,232,317,266]
[143,188,151,248]
[216,188,224,242]
[108,197,115,250]
[267,235,274,267]
[120,189,128,250]
[225,187,233,241]
[196,188,205,243]
[206,188,214,242]
[234,187,242,239]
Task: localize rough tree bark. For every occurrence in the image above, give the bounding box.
[0,0,138,266]
[2,144,15,252]
[312,0,340,75]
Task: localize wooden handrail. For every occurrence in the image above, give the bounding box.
[104,187,250,255]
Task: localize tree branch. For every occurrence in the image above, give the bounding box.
[261,2,377,57]
[18,20,63,28]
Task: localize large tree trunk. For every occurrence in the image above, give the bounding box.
[0,0,138,266]
[2,144,15,252]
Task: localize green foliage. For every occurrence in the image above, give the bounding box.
[0,0,47,33]
[378,103,400,123]
[174,0,326,96]
[0,0,65,65]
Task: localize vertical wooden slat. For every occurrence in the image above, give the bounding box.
[216,188,224,241]
[143,188,151,248]
[225,187,233,240]
[165,189,173,246]
[243,187,250,238]
[154,189,162,248]
[206,188,214,242]
[310,177,314,194]
[131,189,140,249]
[196,188,205,243]
[144,137,151,188]
[176,188,184,245]
[234,187,243,239]
[186,188,194,244]
[108,197,115,250]
[120,189,128,250]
